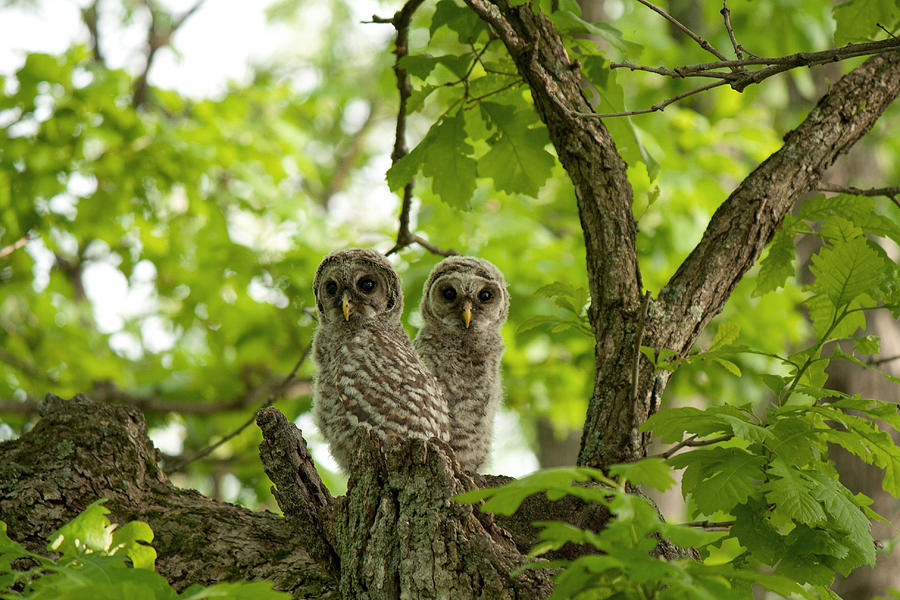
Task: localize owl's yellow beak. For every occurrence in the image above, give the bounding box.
[342,293,352,321]
[462,301,472,329]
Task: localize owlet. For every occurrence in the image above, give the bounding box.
[414,256,509,472]
[312,248,448,472]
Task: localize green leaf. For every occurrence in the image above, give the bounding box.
[453,467,608,516]
[48,499,114,555]
[641,406,731,443]
[180,580,291,599]
[762,461,827,527]
[709,322,740,351]
[397,54,472,81]
[807,472,876,567]
[834,0,900,44]
[478,102,556,197]
[111,521,156,570]
[669,447,765,515]
[713,357,742,377]
[820,215,863,243]
[386,110,477,209]
[579,54,659,179]
[809,237,885,308]
[608,458,676,491]
[754,227,795,296]
[430,0,487,43]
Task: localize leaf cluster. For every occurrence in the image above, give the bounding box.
[0,499,288,599]
[455,464,803,599]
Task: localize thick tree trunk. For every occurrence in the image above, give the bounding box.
[464,0,900,468]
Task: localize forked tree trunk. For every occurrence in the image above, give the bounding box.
[1,3,898,599]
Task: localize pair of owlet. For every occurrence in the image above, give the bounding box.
[311,249,508,473]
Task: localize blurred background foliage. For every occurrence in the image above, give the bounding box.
[0,0,897,527]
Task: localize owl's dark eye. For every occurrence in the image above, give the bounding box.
[324,281,338,296]
[478,289,493,303]
[441,286,457,301]
[357,277,377,293]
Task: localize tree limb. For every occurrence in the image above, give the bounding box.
[380,0,458,258]
[656,50,900,358]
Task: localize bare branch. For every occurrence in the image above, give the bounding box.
[599,39,900,118]
[682,520,735,529]
[720,2,743,61]
[653,434,734,460]
[0,232,30,259]
[635,0,729,62]
[80,0,105,64]
[133,0,206,109]
[383,0,458,258]
[868,354,900,367]
[817,183,900,209]
[168,342,313,473]
[574,80,729,118]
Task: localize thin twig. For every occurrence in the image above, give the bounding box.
[133,0,206,109]
[167,342,313,473]
[0,232,30,259]
[818,183,900,210]
[382,0,458,258]
[573,80,729,118]
[817,183,900,197]
[682,520,735,529]
[635,0,729,62]
[631,291,652,404]
[878,23,898,39]
[868,354,900,366]
[720,1,743,61]
[653,433,734,459]
[589,38,900,118]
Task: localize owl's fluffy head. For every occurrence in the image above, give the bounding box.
[421,256,508,332]
[313,248,403,324]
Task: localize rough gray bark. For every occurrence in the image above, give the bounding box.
[463,0,900,467]
[0,394,336,598]
[2,4,899,599]
[2,395,580,598]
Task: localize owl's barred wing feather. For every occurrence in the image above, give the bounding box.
[415,256,509,473]
[311,247,449,473]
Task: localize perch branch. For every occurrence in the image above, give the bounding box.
[257,407,340,580]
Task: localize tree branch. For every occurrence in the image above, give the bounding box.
[133,0,206,109]
[652,434,735,459]
[0,232,30,260]
[257,407,340,581]
[656,50,900,359]
[379,0,459,258]
[634,0,729,62]
[599,39,900,117]
[818,183,900,209]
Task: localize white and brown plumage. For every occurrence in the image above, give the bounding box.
[312,248,448,472]
[414,256,509,473]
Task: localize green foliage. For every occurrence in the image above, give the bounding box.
[455,466,806,600]
[0,500,288,599]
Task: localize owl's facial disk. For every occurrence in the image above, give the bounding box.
[433,275,503,331]
[319,270,388,323]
